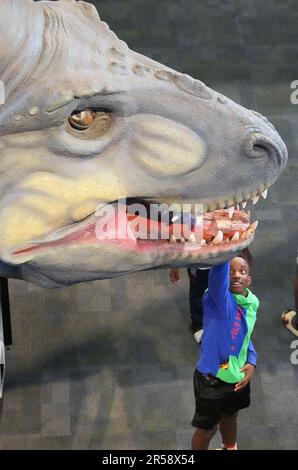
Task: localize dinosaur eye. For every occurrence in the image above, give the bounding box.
[68,108,112,136]
[69,109,96,130]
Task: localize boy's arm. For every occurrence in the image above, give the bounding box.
[235,341,257,392]
[246,340,257,367]
[207,262,230,313]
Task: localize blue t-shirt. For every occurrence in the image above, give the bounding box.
[196,262,259,383]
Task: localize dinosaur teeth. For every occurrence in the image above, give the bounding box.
[250,221,259,231]
[232,231,240,241]
[201,239,207,247]
[240,231,246,240]
[188,233,196,243]
[227,206,234,219]
[171,215,180,223]
[170,234,176,244]
[213,231,224,244]
[212,188,268,214]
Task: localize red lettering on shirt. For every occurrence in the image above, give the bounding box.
[230,306,243,354]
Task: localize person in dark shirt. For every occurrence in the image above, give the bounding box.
[170,267,210,343]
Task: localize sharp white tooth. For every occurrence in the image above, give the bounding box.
[201,239,207,247]
[170,234,176,244]
[232,231,240,241]
[250,221,259,231]
[251,195,260,205]
[188,233,196,243]
[236,204,240,210]
[227,206,234,219]
[242,201,247,209]
[213,230,224,244]
[261,189,268,199]
[171,215,180,223]
[240,232,246,240]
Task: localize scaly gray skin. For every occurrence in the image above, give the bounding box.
[0,0,287,287]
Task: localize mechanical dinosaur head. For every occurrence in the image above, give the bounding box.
[0,0,287,287]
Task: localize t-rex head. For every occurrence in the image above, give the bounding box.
[0,0,288,287]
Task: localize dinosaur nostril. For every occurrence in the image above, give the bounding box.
[244,132,288,169]
[253,143,267,154]
[252,142,272,159]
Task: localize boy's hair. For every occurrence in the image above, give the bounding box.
[238,248,253,273]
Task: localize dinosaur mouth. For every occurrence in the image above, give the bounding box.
[11,189,266,261]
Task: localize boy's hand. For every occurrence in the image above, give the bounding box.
[234,363,255,392]
[169,268,180,283]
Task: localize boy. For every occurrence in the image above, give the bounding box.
[191,250,259,450]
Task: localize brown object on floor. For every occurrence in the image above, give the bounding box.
[281,310,298,337]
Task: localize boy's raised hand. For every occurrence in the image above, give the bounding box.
[234,363,255,392]
[169,268,180,283]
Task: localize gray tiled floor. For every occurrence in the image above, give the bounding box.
[0,0,297,450]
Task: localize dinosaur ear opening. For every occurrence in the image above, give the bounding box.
[67,108,112,138]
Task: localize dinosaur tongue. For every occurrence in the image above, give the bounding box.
[13,208,252,255]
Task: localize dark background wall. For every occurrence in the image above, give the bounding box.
[92,0,298,86]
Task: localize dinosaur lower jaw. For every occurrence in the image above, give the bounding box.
[11,204,258,262]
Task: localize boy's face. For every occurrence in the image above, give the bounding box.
[229,257,251,296]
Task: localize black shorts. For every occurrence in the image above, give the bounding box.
[192,369,251,430]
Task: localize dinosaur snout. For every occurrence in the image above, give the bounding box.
[243,131,288,170]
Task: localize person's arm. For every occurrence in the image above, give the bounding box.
[207,262,230,312]
[234,341,257,392]
[188,268,198,282]
[246,340,257,367]
[169,268,180,284]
